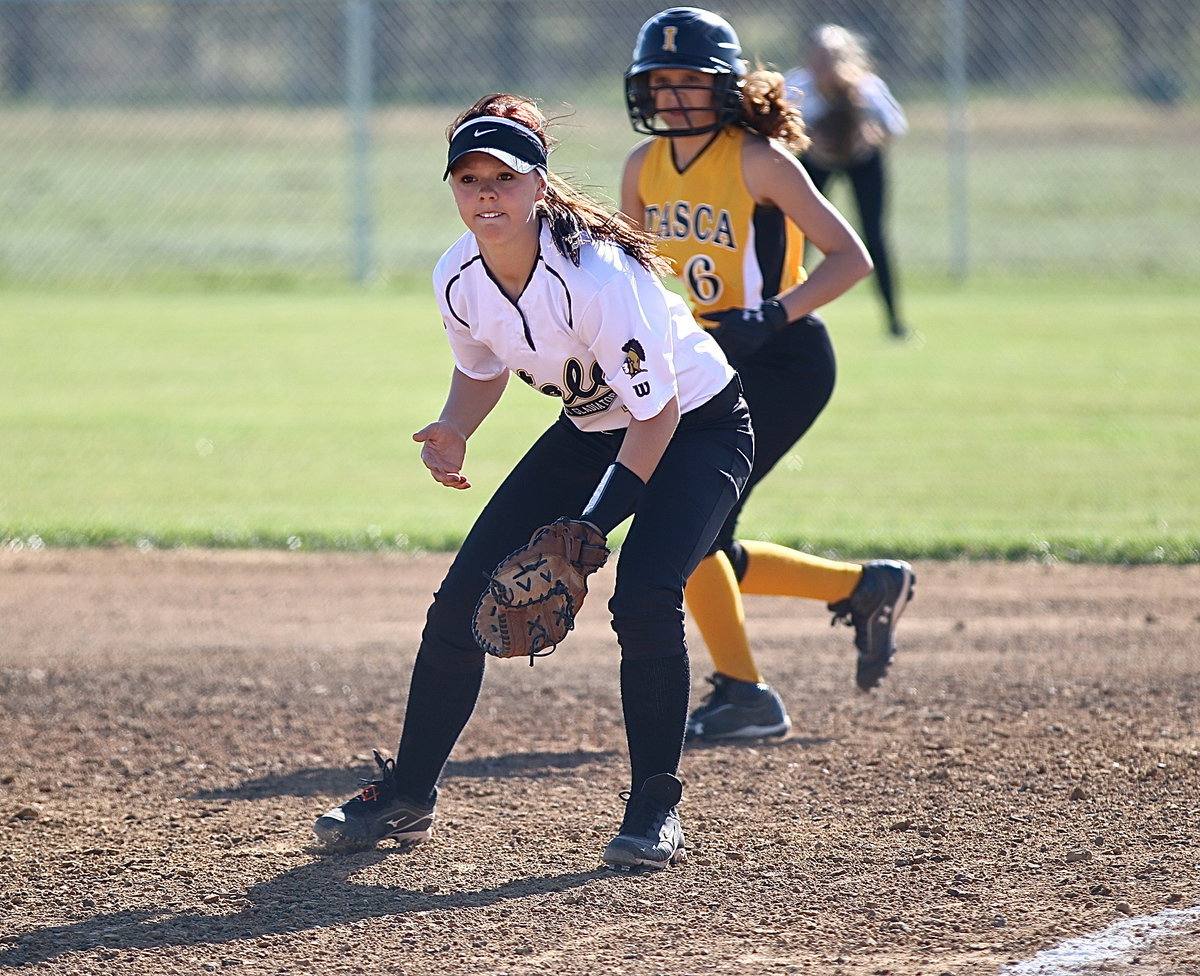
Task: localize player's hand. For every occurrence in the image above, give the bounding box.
[699,299,789,366]
[413,422,471,489]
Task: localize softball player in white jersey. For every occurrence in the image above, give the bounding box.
[315,93,753,870]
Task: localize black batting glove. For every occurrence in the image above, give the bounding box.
[699,298,790,365]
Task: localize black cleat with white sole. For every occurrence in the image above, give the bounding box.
[686,673,791,742]
[313,750,435,852]
[602,773,687,870]
[829,559,916,691]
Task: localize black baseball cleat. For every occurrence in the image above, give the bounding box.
[602,773,687,870]
[313,750,436,852]
[828,559,916,691]
[685,673,791,742]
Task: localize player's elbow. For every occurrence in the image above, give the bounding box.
[855,246,875,281]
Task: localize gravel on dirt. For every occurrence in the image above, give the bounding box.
[2,550,1198,975]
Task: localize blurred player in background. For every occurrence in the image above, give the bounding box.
[785,23,912,339]
[315,93,753,870]
[621,7,916,743]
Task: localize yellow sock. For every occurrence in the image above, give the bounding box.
[684,552,762,684]
[739,540,863,604]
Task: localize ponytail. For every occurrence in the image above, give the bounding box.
[738,69,810,154]
[540,177,672,276]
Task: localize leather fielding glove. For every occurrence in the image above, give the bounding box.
[472,519,610,662]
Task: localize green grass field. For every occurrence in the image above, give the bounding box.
[4,97,1199,287]
[3,278,1196,562]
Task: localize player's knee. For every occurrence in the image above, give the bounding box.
[724,540,748,581]
[419,597,487,673]
[609,584,686,660]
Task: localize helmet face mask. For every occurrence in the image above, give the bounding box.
[625,7,746,137]
[626,73,742,137]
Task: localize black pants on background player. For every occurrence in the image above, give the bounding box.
[711,315,836,577]
[802,150,907,338]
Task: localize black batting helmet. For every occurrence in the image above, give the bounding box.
[625,7,746,136]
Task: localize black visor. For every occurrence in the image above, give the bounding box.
[443,116,548,180]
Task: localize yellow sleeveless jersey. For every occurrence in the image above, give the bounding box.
[637,126,806,317]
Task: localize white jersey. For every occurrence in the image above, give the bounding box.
[784,68,908,140]
[433,222,734,433]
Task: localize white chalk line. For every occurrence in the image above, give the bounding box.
[1000,904,1200,975]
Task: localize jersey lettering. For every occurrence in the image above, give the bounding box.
[565,392,618,417]
[561,359,608,406]
[516,359,613,415]
[516,368,563,398]
[644,202,737,250]
[684,254,724,305]
[692,205,716,240]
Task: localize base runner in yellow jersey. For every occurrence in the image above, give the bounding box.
[621,7,917,742]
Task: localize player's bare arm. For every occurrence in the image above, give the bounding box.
[743,137,872,320]
[615,395,681,483]
[618,140,653,227]
[413,368,509,489]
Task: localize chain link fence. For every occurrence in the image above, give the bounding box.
[2,0,1197,286]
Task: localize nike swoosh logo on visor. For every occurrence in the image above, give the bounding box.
[473,128,497,137]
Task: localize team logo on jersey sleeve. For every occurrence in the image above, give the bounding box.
[621,339,647,378]
[621,339,652,398]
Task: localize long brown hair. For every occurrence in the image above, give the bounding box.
[737,69,810,154]
[809,23,873,101]
[448,93,673,276]
[806,24,870,161]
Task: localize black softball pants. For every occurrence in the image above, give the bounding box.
[709,316,836,580]
[803,149,902,328]
[393,379,753,799]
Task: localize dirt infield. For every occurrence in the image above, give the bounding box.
[2,549,1199,976]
